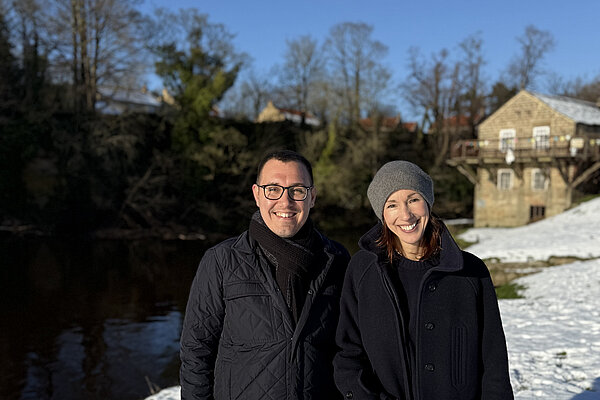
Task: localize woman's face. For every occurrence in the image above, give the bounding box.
[382,189,430,258]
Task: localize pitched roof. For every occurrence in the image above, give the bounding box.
[359,116,400,130]
[532,92,600,125]
[403,122,418,133]
[98,87,161,107]
[257,101,320,126]
[359,116,418,132]
[443,114,483,127]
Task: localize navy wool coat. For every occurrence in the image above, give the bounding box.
[180,230,349,400]
[333,224,514,400]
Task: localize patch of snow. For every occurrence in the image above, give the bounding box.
[145,386,180,400]
[460,197,600,262]
[501,259,600,399]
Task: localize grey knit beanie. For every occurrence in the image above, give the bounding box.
[367,160,434,221]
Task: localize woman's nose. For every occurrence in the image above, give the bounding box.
[399,204,413,219]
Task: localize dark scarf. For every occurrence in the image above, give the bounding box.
[249,211,323,325]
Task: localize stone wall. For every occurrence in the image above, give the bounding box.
[474,165,571,227]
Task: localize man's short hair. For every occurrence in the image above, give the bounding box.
[257,150,314,185]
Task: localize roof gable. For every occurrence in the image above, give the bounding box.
[479,90,600,129]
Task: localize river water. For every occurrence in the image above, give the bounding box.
[0,235,209,400]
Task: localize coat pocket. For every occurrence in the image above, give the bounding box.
[223,281,276,344]
[451,324,467,388]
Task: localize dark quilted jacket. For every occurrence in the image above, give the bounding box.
[180,229,350,400]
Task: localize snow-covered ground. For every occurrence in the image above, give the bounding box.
[147,197,600,400]
[459,197,600,263]
[501,259,600,399]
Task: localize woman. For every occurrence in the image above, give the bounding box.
[334,160,513,400]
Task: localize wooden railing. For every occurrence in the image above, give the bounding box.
[450,137,600,162]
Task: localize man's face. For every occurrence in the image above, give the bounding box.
[252,159,316,238]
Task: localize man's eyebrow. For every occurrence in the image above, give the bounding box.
[263,182,308,186]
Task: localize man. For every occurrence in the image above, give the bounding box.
[180,150,350,400]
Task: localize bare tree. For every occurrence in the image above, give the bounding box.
[547,73,600,103]
[506,25,555,90]
[324,22,391,128]
[278,35,325,124]
[45,0,150,113]
[402,46,462,169]
[237,68,274,120]
[457,33,487,136]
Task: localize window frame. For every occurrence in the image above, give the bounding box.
[532,126,550,150]
[499,129,516,153]
[530,205,546,222]
[497,168,514,190]
[531,168,548,191]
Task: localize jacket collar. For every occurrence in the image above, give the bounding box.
[231,226,344,259]
[359,221,464,273]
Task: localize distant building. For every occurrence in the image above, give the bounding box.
[256,101,320,126]
[438,114,483,137]
[96,86,163,114]
[359,115,418,133]
[448,90,600,227]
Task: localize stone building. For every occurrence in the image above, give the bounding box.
[448,90,600,227]
[96,86,163,114]
[359,115,418,134]
[256,101,320,126]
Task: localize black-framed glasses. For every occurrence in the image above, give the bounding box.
[256,184,313,201]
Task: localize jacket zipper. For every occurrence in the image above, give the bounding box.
[289,248,335,362]
[381,267,413,400]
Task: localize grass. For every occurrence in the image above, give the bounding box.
[570,193,600,209]
[446,225,476,249]
[495,282,526,299]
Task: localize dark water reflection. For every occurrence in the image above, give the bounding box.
[0,235,209,400]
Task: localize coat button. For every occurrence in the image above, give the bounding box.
[425,322,435,330]
[428,282,437,292]
[425,363,435,372]
[345,391,353,399]
[308,289,314,295]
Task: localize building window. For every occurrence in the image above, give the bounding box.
[533,126,550,149]
[498,169,514,190]
[530,205,546,222]
[499,129,516,152]
[531,168,547,190]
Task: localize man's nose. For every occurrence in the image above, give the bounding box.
[279,188,294,204]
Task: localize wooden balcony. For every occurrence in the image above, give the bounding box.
[448,137,600,166]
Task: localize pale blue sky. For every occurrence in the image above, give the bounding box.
[141,0,600,114]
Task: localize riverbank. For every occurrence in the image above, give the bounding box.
[0,221,211,241]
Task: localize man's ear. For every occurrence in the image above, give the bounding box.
[309,186,317,208]
[252,184,260,207]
